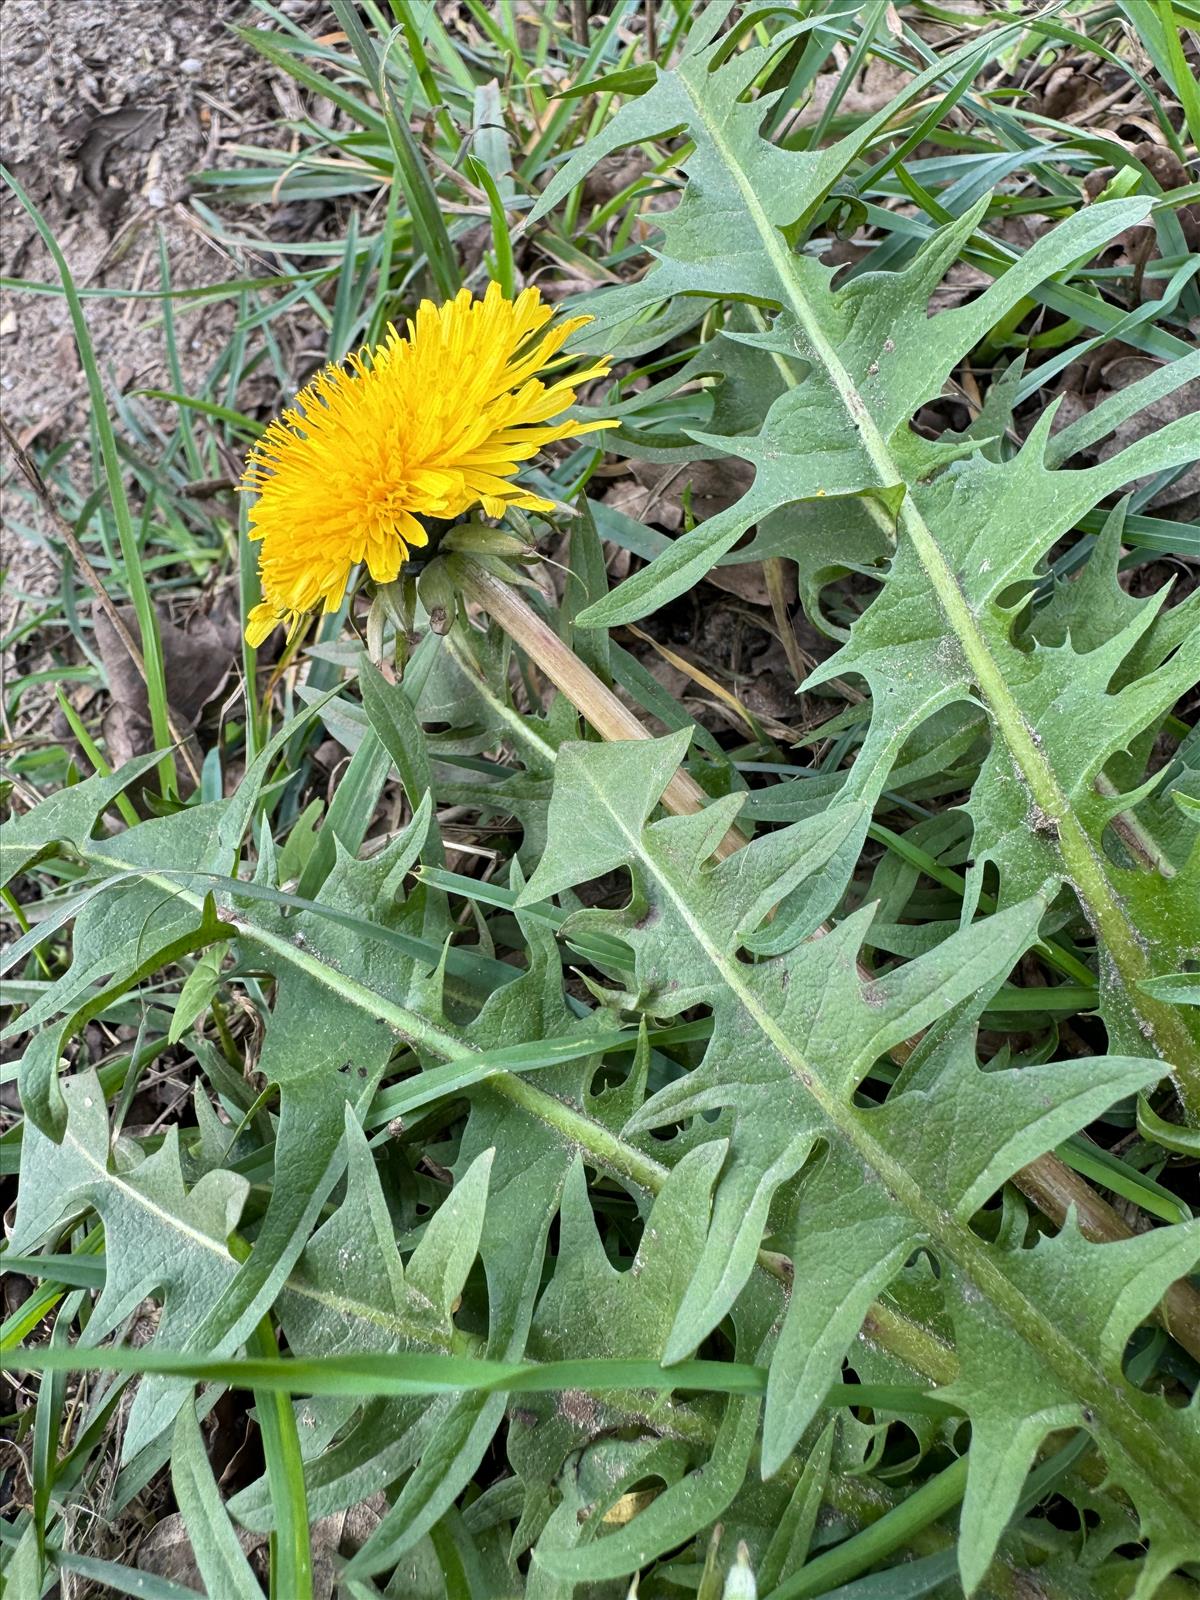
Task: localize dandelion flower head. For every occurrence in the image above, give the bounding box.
[242,283,611,645]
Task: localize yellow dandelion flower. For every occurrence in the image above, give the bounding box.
[242,282,612,646]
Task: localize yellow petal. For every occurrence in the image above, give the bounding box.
[241,287,610,639]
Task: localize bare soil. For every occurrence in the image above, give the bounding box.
[0,0,326,738]
[1,1,280,434]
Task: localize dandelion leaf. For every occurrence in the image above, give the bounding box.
[522,733,1197,1592]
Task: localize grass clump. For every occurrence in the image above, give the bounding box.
[3,5,1199,1598]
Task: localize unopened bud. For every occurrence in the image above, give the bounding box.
[417,559,457,633]
[722,1543,756,1600]
[443,522,532,559]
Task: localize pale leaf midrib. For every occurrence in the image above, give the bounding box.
[63,1127,456,1350]
[676,69,1197,1095]
[585,766,1199,1510]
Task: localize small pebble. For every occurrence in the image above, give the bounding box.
[181,56,202,75]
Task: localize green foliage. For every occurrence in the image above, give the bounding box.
[541,20,1200,1104]
[4,5,1200,1600]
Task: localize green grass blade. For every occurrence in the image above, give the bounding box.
[3,166,177,795]
[332,3,462,299]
